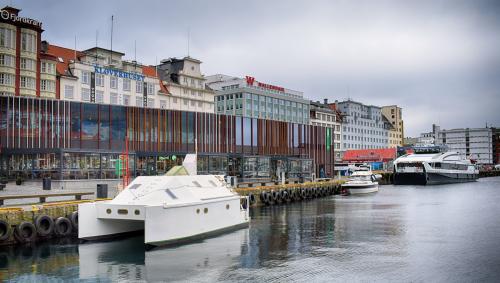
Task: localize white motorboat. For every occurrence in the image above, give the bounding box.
[393,146,479,185]
[78,154,250,249]
[341,170,379,195]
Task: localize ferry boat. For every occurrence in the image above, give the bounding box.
[341,167,380,195]
[393,146,479,185]
[78,154,250,249]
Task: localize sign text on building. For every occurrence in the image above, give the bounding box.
[94,66,145,81]
[0,10,42,28]
[245,76,285,92]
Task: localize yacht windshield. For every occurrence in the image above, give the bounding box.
[349,175,371,181]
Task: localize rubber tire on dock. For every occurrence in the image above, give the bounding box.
[54,217,73,237]
[0,219,11,242]
[34,215,54,237]
[281,190,290,203]
[264,192,273,206]
[13,222,37,244]
[248,193,256,205]
[300,189,307,199]
[260,192,267,203]
[69,211,78,232]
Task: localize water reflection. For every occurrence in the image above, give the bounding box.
[1,177,500,282]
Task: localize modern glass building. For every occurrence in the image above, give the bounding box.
[0,96,335,181]
[207,74,310,125]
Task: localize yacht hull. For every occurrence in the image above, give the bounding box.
[342,183,379,194]
[394,172,478,185]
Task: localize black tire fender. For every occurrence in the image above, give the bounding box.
[69,211,78,232]
[54,217,72,237]
[34,215,54,237]
[0,219,11,242]
[14,221,37,243]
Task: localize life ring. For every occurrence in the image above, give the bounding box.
[69,211,78,232]
[0,219,11,242]
[54,217,72,237]
[248,193,256,205]
[13,222,37,243]
[34,215,54,237]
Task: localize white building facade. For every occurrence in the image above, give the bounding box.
[157,57,214,113]
[337,100,390,150]
[52,46,164,108]
[436,127,493,164]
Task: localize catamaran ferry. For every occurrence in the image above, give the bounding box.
[393,146,479,185]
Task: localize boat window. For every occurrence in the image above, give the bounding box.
[192,181,202,187]
[128,184,141,190]
[350,175,371,181]
[165,189,178,199]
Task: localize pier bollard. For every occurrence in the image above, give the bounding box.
[97,184,108,199]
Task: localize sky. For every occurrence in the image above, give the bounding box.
[11,0,500,136]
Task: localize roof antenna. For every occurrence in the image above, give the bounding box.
[187,27,190,57]
[110,15,114,65]
[95,30,98,64]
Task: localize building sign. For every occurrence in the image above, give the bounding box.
[245,76,285,92]
[90,72,96,103]
[0,9,42,28]
[94,66,145,81]
[143,82,148,107]
[326,128,331,151]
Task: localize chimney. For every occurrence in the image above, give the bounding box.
[324,98,328,105]
[41,41,49,53]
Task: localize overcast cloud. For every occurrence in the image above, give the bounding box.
[14,0,500,136]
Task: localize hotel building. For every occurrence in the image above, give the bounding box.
[0,6,57,99]
[207,74,310,124]
[50,45,165,108]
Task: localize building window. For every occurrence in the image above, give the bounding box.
[183,99,188,106]
[20,58,36,71]
[160,100,167,109]
[110,76,118,89]
[0,27,15,49]
[0,54,14,67]
[20,32,36,53]
[64,85,74,99]
[0,73,14,86]
[40,80,55,92]
[123,79,131,91]
[20,76,36,89]
[81,88,90,101]
[148,98,155,107]
[190,100,195,106]
[136,81,143,93]
[95,74,104,87]
[96,90,104,103]
[110,93,118,105]
[136,96,143,107]
[81,71,90,84]
[147,83,154,95]
[198,101,202,107]
[41,62,55,74]
[123,95,130,106]
[173,97,177,104]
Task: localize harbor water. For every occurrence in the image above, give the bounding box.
[1,177,500,282]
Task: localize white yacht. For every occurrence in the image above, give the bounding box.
[393,147,479,185]
[342,169,379,195]
[78,154,250,249]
